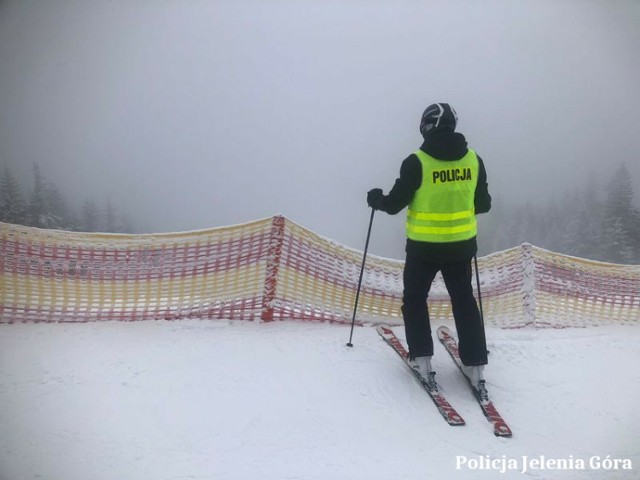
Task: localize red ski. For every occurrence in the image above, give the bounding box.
[437,326,513,437]
[376,325,465,426]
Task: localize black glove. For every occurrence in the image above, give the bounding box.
[367,188,384,210]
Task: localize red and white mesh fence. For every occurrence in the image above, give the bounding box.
[1,216,639,327]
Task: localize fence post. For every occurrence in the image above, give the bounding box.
[261,215,285,321]
[521,243,536,327]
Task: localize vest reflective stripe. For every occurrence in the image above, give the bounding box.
[407,223,477,236]
[407,208,475,222]
[406,149,479,243]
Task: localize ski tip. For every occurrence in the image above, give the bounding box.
[449,414,466,426]
[492,418,513,437]
[436,325,453,338]
[376,324,394,336]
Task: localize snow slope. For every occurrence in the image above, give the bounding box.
[1,320,639,480]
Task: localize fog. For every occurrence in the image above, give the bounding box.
[1,0,639,259]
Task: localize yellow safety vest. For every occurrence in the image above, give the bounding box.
[406,149,479,243]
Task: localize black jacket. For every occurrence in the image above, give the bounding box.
[377,130,491,263]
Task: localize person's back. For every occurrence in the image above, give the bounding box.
[367,103,491,396]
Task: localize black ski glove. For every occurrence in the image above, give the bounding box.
[367,188,384,210]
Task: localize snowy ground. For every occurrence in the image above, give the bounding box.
[1,320,639,480]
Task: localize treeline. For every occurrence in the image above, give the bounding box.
[0,163,133,233]
[3,161,639,264]
[479,163,640,265]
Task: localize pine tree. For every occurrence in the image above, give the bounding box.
[81,199,100,232]
[26,163,71,229]
[1,163,138,233]
[478,167,639,263]
[630,208,640,263]
[27,163,50,227]
[0,163,27,224]
[602,163,637,264]
[46,183,69,230]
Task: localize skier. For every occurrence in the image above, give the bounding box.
[367,103,491,393]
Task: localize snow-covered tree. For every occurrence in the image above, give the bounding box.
[46,183,70,230]
[27,163,51,228]
[25,163,72,229]
[81,199,100,232]
[0,163,27,224]
[478,165,639,264]
[602,163,638,264]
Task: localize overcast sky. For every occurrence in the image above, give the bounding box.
[1,0,639,259]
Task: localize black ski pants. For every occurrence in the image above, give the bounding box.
[402,255,488,366]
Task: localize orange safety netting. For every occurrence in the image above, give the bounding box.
[1,216,639,327]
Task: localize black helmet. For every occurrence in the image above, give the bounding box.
[419,103,458,137]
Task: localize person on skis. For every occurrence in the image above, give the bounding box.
[367,103,491,395]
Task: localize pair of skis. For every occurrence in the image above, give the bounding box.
[377,324,512,437]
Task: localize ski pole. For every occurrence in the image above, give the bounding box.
[473,254,489,354]
[346,208,375,347]
[473,254,485,324]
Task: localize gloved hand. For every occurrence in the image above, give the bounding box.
[367,188,384,210]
